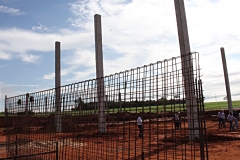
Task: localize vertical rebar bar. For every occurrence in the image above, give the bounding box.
[15,135,18,160]
[56,141,58,160]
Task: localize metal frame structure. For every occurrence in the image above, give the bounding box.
[5,52,208,159]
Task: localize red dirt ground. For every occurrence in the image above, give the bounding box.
[0,129,7,158]
[204,117,240,160]
[1,114,240,159]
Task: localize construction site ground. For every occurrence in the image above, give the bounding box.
[0,111,240,159]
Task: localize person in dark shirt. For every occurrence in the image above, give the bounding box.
[178,112,182,129]
[174,113,179,129]
[232,110,238,130]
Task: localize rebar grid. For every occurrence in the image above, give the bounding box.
[5,52,208,160]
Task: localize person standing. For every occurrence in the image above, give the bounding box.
[232,110,238,130]
[233,110,238,129]
[178,112,182,129]
[217,110,221,128]
[227,112,236,132]
[137,116,143,138]
[217,110,226,128]
[174,113,179,129]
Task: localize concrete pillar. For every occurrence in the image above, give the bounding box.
[174,0,199,140]
[220,47,233,113]
[55,41,61,133]
[94,14,106,133]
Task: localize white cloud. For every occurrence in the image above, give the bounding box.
[19,53,41,63]
[5,84,39,87]
[43,73,55,80]
[43,68,73,80]
[0,28,58,51]
[64,49,95,67]
[71,69,96,82]
[0,51,12,60]
[32,23,50,32]
[0,5,24,15]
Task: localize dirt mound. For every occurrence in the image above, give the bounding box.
[0,117,5,128]
[207,134,240,142]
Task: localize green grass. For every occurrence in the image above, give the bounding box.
[204,100,240,110]
[0,112,4,117]
[113,105,184,113]
[1,101,240,117]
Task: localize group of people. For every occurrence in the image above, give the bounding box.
[137,112,182,139]
[217,110,239,131]
[136,109,239,139]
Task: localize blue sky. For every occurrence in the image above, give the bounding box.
[0,0,240,111]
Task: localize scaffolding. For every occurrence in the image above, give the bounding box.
[4,52,208,160]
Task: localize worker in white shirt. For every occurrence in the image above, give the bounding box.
[137,116,143,138]
[227,112,236,132]
[217,110,226,128]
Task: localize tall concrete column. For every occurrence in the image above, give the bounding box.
[94,14,106,133]
[174,0,199,140]
[220,47,233,114]
[55,41,61,133]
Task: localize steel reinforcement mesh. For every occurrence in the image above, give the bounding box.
[5,52,208,160]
